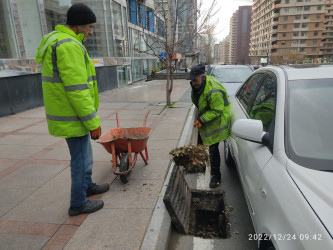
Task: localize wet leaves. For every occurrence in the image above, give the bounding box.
[169,145,209,173]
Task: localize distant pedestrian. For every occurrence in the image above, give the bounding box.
[35,3,109,216]
[188,64,231,188]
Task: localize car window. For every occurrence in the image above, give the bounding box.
[249,73,276,132]
[236,73,266,112]
[211,68,253,83]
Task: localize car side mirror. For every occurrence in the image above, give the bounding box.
[231,119,265,143]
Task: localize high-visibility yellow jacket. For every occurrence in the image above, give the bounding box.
[35,25,100,138]
[191,75,231,146]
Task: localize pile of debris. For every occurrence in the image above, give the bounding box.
[169,145,209,173]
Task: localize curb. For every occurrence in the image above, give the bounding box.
[140,105,197,250]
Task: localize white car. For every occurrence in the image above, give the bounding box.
[224,65,333,250]
[207,64,253,95]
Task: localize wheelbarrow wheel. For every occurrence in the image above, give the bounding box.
[120,153,130,184]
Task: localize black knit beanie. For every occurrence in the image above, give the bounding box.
[66,3,96,26]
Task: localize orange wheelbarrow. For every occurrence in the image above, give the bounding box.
[97,111,152,183]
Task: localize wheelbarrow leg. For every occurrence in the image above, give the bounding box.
[139,147,149,165]
[111,142,117,172]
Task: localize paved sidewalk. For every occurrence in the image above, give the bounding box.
[0,79,192,250]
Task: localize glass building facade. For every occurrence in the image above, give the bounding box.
[0,0,163,84]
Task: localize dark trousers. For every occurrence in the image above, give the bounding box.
[198,135,221,177]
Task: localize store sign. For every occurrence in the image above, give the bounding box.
[260,58,268,63]
[91,58,104,67]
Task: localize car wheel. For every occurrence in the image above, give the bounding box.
[224,140,234,167]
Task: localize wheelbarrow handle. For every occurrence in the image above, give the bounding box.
[116,113,120,128]
[143,110,150,127]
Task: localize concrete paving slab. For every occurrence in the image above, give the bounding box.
[129,159,171,180]
[0,134,59,146]
[64,208,153,250]
[35,143,70,161]
[18,122,50,134]
[0,233,50,250]
[0,144,45,160]
[0,159,19,172]
[103,179,163,209]
[0,117,44,133]
[0,164,66,188]
[10,107,46,119]
[3,168,71,224]
[0,186,37,217]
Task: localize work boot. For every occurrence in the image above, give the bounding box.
[68,200,104,216]
[86,183,110,197]
[209,175,221,188]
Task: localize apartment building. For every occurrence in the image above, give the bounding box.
[228,10,238,64]
[213,42,222,63]
[221,36,230,65]
[250,0,332,64]
[227,6,252,65]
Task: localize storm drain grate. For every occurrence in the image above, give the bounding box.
[163,166,229,238]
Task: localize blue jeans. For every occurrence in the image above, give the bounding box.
[65,134,93,207]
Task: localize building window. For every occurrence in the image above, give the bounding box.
[295,15,301,20]
[317,6,322,10]
[312,47,316,52]
[302,23,308,28]
[315,22,320,27]
[284,8,289,13]
[0,0,20,58]
[300,40,306,44]
[300,48,305,52]
[138,4,146,28]
[304,6,310,11]
[296,7,302,12]
[316,14,321,19]
[303,15,309,19]
[282,33,287,37]
[283,24,287,29]
[301,32,307,36]
[285,0,290,3]
[284,16,288,21]
[313,40,317,44]
[147,8,154,32]
[129,0,137,24]
[294,23,300,28]
[314,31,318,36]
[297,0,303,2]
[293,32,299,36]
[113,1,123,37]
[281,40,286,45]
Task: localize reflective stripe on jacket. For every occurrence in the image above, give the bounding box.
[35,25,100,138]
[191,75,231,146]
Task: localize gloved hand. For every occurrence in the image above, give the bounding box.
[193,120,202,128]
[90,126,102,140]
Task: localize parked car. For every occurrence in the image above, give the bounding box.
[225,64,333,250]
[207,64,253,95]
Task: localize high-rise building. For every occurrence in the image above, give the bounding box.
[250,0,331,64]
[221,36,230,65]
[228,6,252,65]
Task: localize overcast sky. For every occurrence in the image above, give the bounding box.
[201,0,253,42]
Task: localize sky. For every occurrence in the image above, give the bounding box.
[201,0,253,42]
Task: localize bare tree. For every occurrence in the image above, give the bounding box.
[137,0,218,106]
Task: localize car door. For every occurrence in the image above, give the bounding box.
[231,72,277,217]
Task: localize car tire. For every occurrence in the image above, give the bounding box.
[224,140,234,167]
